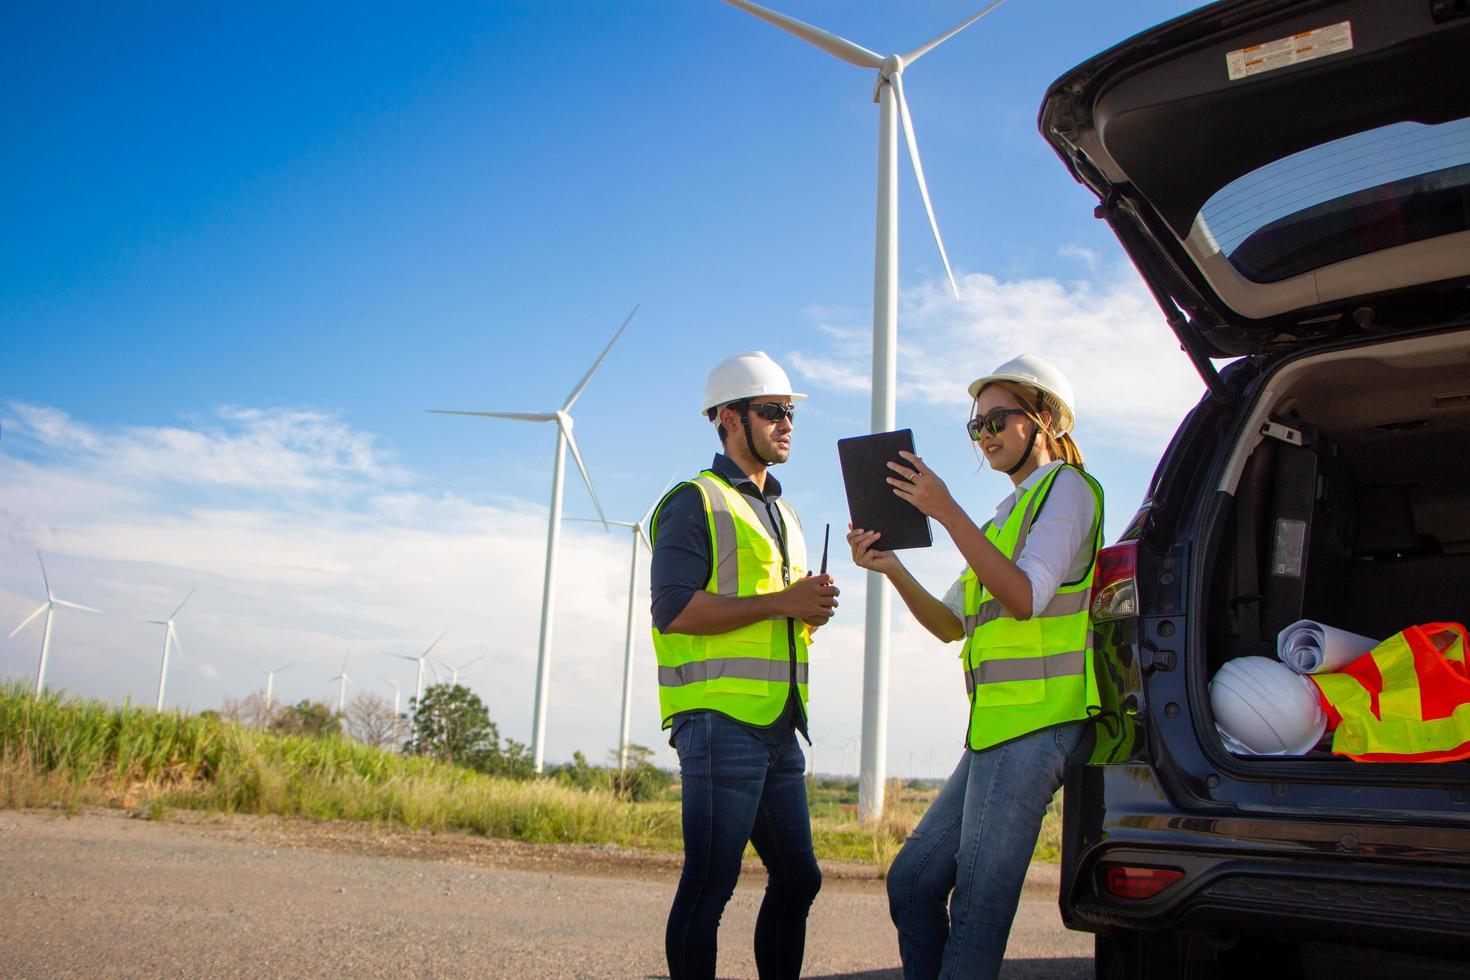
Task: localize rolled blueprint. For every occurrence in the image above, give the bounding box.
[1277,619,1381,674]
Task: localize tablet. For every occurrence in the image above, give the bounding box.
[837,428,933,551]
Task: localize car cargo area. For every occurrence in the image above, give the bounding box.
[1203,331,1470,762]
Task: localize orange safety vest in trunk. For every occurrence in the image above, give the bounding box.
[1309,622,1470,762]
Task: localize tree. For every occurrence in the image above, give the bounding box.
[270,699,340,738]
[346,691,407,749]
[219,691,278,730]
[409,683,534,778]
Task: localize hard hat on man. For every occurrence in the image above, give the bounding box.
[701,351,806,417]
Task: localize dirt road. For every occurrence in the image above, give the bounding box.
[0,809,1092,978]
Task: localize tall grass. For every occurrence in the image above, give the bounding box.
[0,684,1059,871]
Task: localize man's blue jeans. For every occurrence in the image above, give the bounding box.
[665,710,822,980]
[886,721,1087,980]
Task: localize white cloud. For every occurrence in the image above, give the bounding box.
[1057,242,1100,270]
[787,265,1205,448]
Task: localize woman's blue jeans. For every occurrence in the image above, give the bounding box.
[886,721,1086,980]
[666,710,822,980]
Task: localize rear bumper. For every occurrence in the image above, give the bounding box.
[1062,763,1470,959]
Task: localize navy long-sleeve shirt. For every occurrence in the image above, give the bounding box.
[650,453,807,744]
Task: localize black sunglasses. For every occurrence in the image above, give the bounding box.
[749,401,796,423]
[967,407,1028,441]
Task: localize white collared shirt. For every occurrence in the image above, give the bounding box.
[941,461,1098,625]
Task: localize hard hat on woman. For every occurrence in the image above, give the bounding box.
[967,354,1077,436]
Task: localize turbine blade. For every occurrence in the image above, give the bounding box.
[54,599,103,614]
[892,73,960,299]
[168,625,183,657]
[721,0,883,69]
[37,552,52,599]
[903,0,1008,65]
[565,517,634,528]
[274,663,293,674]
[562,305,639,412]
[637,526,653,553]
[562,427,607,527]
[170,588,196,620]
[641,469,681,526]
[385,653,418,662]
[460,656,485,670]
[9,602,48,638]
[422,632,447,658]
[427,410,555,422]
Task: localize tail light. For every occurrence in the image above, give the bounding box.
[1091,540,1138,621]
[1100,863,1184,901]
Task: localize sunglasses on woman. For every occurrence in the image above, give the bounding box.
[749,401,796,423]
[966,407,1028,441]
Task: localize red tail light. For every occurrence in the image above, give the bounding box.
[1101,863,1184,901]
[1091,540,1138,621]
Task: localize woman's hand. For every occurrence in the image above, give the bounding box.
[887,451,961,525]
[846,523,905,577]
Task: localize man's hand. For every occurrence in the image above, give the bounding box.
[782,573,839,627]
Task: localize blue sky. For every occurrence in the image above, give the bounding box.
[2,0,1208,774]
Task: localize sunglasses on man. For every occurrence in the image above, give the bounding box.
[966,407,1028,441]
[748,401,796,423]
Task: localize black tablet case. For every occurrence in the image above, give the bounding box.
[837,429,933,551]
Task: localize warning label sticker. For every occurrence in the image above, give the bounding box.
[1226,21,1354,81]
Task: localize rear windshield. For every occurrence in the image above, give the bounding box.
[1200,116,1470,283]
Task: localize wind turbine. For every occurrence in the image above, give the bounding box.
[380,675,402,717]
[253,660,292,710]
[142,588,194,712]
[721,0,1003,821]
[438,655,484,687]
[328,658,353,716]
[567,472,674,770]
[386,633,445,708]
[431,305,638,772]
[8,552,102,696]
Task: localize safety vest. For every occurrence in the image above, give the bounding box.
[1310,622,1470,762]
[650,471,810,730]
[960,464,1104,752]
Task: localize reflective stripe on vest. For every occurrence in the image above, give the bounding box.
[1310,622,1470,763]
[650,471,809,729]
[960,463,1104,752]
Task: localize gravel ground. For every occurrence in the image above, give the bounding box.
[0,808,1092,979]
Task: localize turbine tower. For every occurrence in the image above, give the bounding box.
[380,675,402,717]
[431,305,638,772]
[7,552,102,695]
[142,588,194,712]
[328,659,352,716]
[721,0,1002,821]
[387,633,445,708]
[568,473,673,770]
[253,661,292,710]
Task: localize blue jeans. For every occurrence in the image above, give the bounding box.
[886,721,1086,980]
[666,710,823,980]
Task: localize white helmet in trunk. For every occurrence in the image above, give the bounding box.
[1210,656,1327,755]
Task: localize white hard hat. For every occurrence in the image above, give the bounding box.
[967,354,1077,436]
[701,351,806,416]
[1210,656,1326,755]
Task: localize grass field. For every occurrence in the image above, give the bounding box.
[0,685,1060,872]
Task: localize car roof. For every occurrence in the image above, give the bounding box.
[1038,0,1470,358]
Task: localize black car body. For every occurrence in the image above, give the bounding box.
[1038,1,1470,976]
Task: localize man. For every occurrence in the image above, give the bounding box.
[651,351,840,980]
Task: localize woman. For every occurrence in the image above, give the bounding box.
[847,354,1104,980]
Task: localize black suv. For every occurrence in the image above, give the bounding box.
[1037,1,1470,976]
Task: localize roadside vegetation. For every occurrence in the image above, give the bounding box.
[0,683,1060,871]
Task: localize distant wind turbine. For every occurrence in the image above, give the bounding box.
[386,633,445,708]
[380,675,402,717]
[253,660,292,710]
[142,588,194,712]
[568,472,674,770]
[438,655,484,687]
[431,305,638,772]
[328,659,353,716]
[8,552,102,696]
[721,0,1003,822]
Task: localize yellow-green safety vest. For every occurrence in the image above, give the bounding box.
[650,471,810,729]
[960,463,1104,752]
